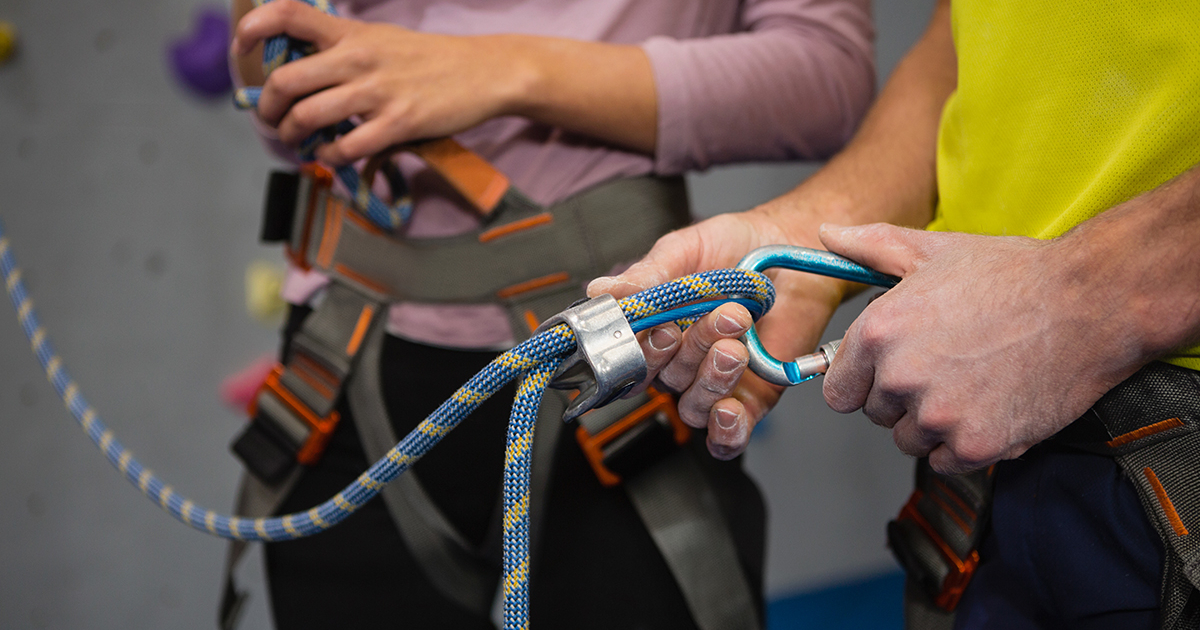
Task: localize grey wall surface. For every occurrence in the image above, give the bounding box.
[0,1,934,628]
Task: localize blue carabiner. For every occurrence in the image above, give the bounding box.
[735,245,899,386]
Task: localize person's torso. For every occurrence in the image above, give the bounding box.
[931,0,1200,369]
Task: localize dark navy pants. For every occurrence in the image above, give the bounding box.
[953,444,1165,630]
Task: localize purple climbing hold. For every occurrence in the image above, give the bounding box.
[168,7,233,98]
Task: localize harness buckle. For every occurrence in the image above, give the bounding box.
[536,294,647,423]
[886,463,994,611]
[888,491,979,610]
[231,365,340,483]
[259,163,334,271]
[576,388,690,487]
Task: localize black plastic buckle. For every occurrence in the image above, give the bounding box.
[231,365,340,484]
[260,170,300,243]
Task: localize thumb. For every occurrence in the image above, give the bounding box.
[818,223,934,278]
[588,229,703,300]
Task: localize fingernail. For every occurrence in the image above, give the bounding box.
[715,313,747,336]
[587,277,614,297]
[714,407,738,430]
[713,348,743,374]
[649,327,677,351]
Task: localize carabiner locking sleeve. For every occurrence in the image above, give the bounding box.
[735,245,899,386]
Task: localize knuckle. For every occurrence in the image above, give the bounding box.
[891,427,923,456]
[288,103,317,129]
[277,0,297,20]
[852,315,892,351]
[652,373,685,397]
[267,68,298,99]
[913,400,956,434]
[694,371,732,398]
[859,222,897,244]
[677,405,707,430]
[345,45,375,71]
[949,436,998,472]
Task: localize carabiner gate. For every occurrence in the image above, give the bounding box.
[735,245,899,386]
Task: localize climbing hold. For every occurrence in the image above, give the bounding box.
[220,354,276,411]
[167,7,232,98]
[245,259,286,324]
[0,22,17,65]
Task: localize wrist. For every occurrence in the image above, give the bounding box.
[475,34,545,119]
[480,34,549,119]
[1050,192,1188,366]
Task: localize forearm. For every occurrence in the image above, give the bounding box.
[1058,164,1200,367]
[504,36,657,155]
[761,0,956,251]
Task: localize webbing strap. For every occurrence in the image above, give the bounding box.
[902,579,955,630]
[301,176,689,306]
[1082,362,1200,630]
[282,282,383,417]
[898,362,1200,630]
[219,468,302,630]
[891,460,993,618]
[347,321,499,617]
[626,449,761,630]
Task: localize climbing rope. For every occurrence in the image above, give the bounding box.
[233,0,411,231]
[0,218,774,629]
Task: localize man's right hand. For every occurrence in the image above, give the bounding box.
[587,208,846,460]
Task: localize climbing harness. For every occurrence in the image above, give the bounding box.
[894,363,1200,630]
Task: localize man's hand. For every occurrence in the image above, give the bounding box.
[589,210,846,460]
[819,222,1153,474]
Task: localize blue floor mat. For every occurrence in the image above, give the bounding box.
[767,570,905,630]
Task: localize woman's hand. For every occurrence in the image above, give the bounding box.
[231,0,657,164]
[233,0,536,164]
[589,207,847,459]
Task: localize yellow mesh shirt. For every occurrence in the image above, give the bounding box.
[929,0,1200,369]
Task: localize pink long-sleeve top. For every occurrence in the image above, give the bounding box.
[256,0,875,349]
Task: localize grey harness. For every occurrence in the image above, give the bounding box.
[220,144,760,630]
[896,361,1200,630]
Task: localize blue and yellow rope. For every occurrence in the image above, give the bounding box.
[233,0,411,231]
[0,217,774,629]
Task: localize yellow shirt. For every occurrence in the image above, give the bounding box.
[930,0,1200,370]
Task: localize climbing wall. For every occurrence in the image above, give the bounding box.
[0,1,932,629]
[0,1,280,628]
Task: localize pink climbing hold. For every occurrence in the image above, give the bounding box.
[220,354,277,412]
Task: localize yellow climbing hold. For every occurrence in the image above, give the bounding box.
[244,260,286,324]
[0,22,16,65]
